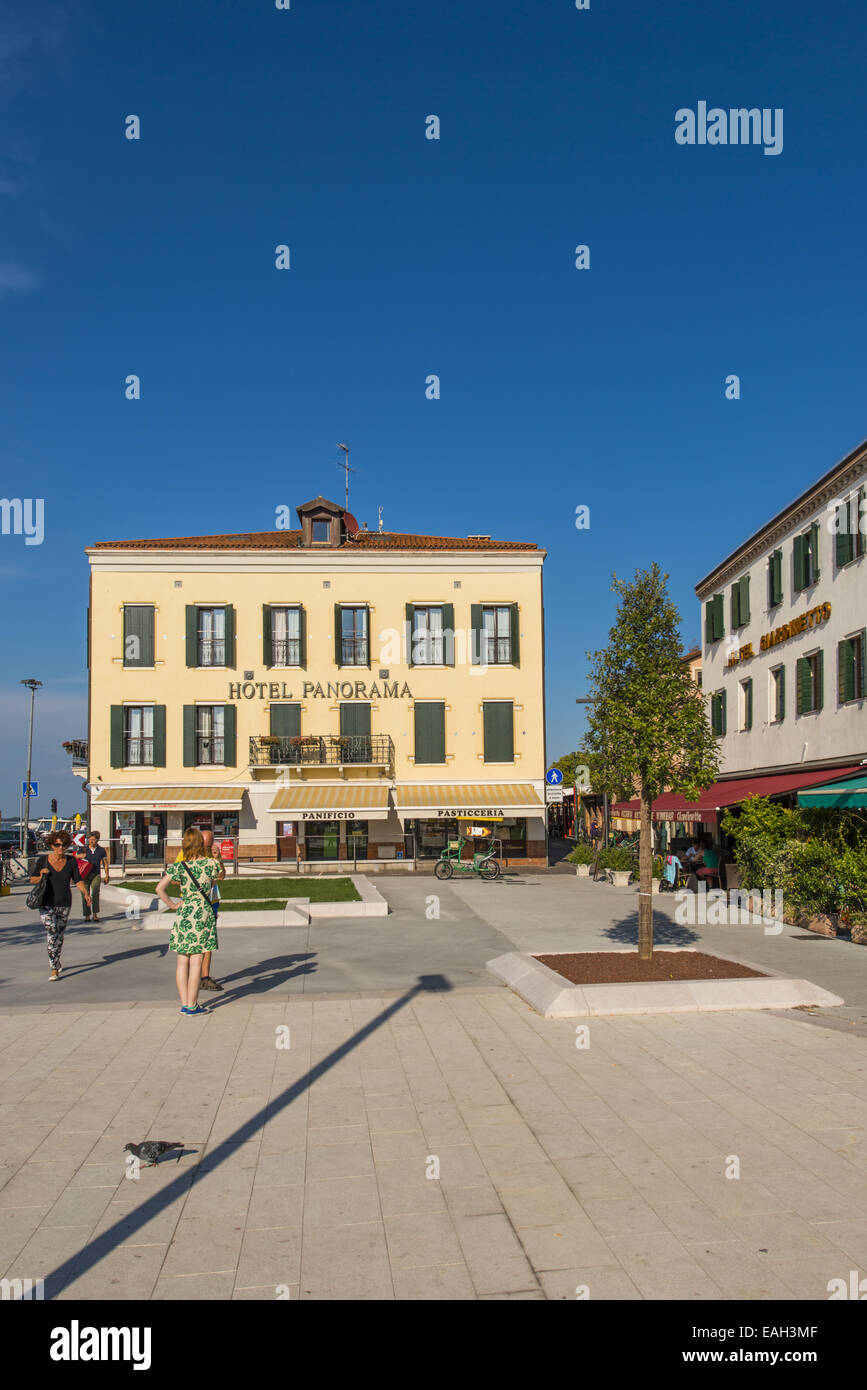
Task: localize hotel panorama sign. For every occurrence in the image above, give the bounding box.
[227,677,413,700]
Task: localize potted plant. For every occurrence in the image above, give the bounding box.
[598,846,634,886]
[568,843,594,878]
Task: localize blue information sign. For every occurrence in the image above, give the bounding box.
[22,781,38,797]
[545,768,564,786]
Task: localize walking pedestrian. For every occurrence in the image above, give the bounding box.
[28,830,92,981]
[81,831,109,922]
[155,827,221,1016]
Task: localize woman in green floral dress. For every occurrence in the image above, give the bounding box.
[155,827,222,1015]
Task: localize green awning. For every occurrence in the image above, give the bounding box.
[798,772,867,808]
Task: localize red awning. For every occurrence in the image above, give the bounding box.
[610,765,865,823]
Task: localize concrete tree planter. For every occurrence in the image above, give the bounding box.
[610,870,632,888]
[575,864,591,878]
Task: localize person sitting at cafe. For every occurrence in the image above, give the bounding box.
[684,839,701,863]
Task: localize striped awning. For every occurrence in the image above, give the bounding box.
[91,786,244,810]
[394,783,544,819]
[268,784,391,820]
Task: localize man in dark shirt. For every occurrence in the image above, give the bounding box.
[82,831,109,921]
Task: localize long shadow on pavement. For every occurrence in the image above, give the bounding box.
[603,910,701,947]
[38,973,451,1298]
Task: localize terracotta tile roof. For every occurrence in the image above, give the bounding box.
[89,530,540,552]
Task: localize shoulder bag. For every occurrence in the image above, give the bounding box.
[179,859,216,918]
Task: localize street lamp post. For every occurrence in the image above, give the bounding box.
[575,697,609,849]
[21,679,42,855]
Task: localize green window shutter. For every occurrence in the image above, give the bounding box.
[270,703,300,737]
[714,594,724,641]
[262,605,272,667]
[779,666,785,720]
[745,680,753,730]
[223,704,237,766]
[838,640,851,704]
[224,606,236,669]
[730,584,740,630]
[835,505,851,569]
[483,702,514,763]
[720,689,727,736]
[442,603,455,666]
[793,535,805,592]
[857,489,866,558]
[414,702,445,764]
[123,605,154,667]
[339,703,371,736]
[152,706,166,767]
[805,522,816,583]
[405,603,414,667]
[775,550,783,604]
[470,603,482,664]
[860,629,867,699]
[796,657,809,715]
[815,650,824,712]
[183,706,196,766]
[298,606,307,668]
[110,706,124,767]
[334,604,342,666]
[705,602,713,643]
[364,605,371,667]
[185,606,198,666]
[509,603,520,666]
[739,576,750,625]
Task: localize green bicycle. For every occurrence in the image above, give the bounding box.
[434,835,501,881]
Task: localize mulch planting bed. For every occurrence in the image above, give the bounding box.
[533,951,767,984]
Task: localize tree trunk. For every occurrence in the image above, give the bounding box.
[638,779,654,960]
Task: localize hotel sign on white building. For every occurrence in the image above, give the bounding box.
[696,438,867,779]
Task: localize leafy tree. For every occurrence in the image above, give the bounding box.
[551,749,604,791]
[584,564,720,958]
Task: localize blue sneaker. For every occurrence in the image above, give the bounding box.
[184,1003,209,1015]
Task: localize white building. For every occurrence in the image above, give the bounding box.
[696,438,867,781]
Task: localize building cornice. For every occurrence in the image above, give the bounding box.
[86,550,547,575]
[695,439,867,599]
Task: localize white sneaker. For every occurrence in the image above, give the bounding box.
[49,968,60,982]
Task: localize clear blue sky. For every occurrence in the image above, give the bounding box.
[2,0,866,817]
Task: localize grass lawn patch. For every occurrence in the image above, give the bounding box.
[119,876,360,903]
[218,900,287,912]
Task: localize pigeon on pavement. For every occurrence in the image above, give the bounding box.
[124,1140,184,1166]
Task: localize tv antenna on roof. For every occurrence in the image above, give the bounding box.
[336,443,356,511]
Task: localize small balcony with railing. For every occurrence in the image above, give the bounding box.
[249,733,393,774]
[62,739,88,776]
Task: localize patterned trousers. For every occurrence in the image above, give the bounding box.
[40,905,70,969]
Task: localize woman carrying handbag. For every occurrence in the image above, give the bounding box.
[155,826,221,1015]
[28,830,92,981]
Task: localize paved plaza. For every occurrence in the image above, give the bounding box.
[2,869,867,1300]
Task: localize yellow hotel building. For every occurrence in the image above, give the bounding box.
[84,496,548,867]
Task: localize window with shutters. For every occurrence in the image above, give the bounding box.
[124,706,154,765]
[340,607,368,666]
[770,666,785,722]
[730,576,750,629]
[414,702,446,764]
[710,690,727,736]
[123,605,155,667]
[794,525,820,592]
[796,652,823,715]
[196,705,225,764]
[705,593,724,643]
[740,679,753,731]
[412,607,445,665]
[836,490,866,568]
[271,607,301,666]
[767,551,783,607]
[483,701,514,762]
[838,632,866,704]
[198,608,226,666]
[481,606,513,664]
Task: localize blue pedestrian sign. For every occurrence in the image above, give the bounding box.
[545,768,564,786]
[22,781,38,797]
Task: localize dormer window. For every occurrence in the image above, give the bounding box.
[312,519,331,543]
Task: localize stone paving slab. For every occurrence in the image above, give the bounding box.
[0,991,866,1300]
